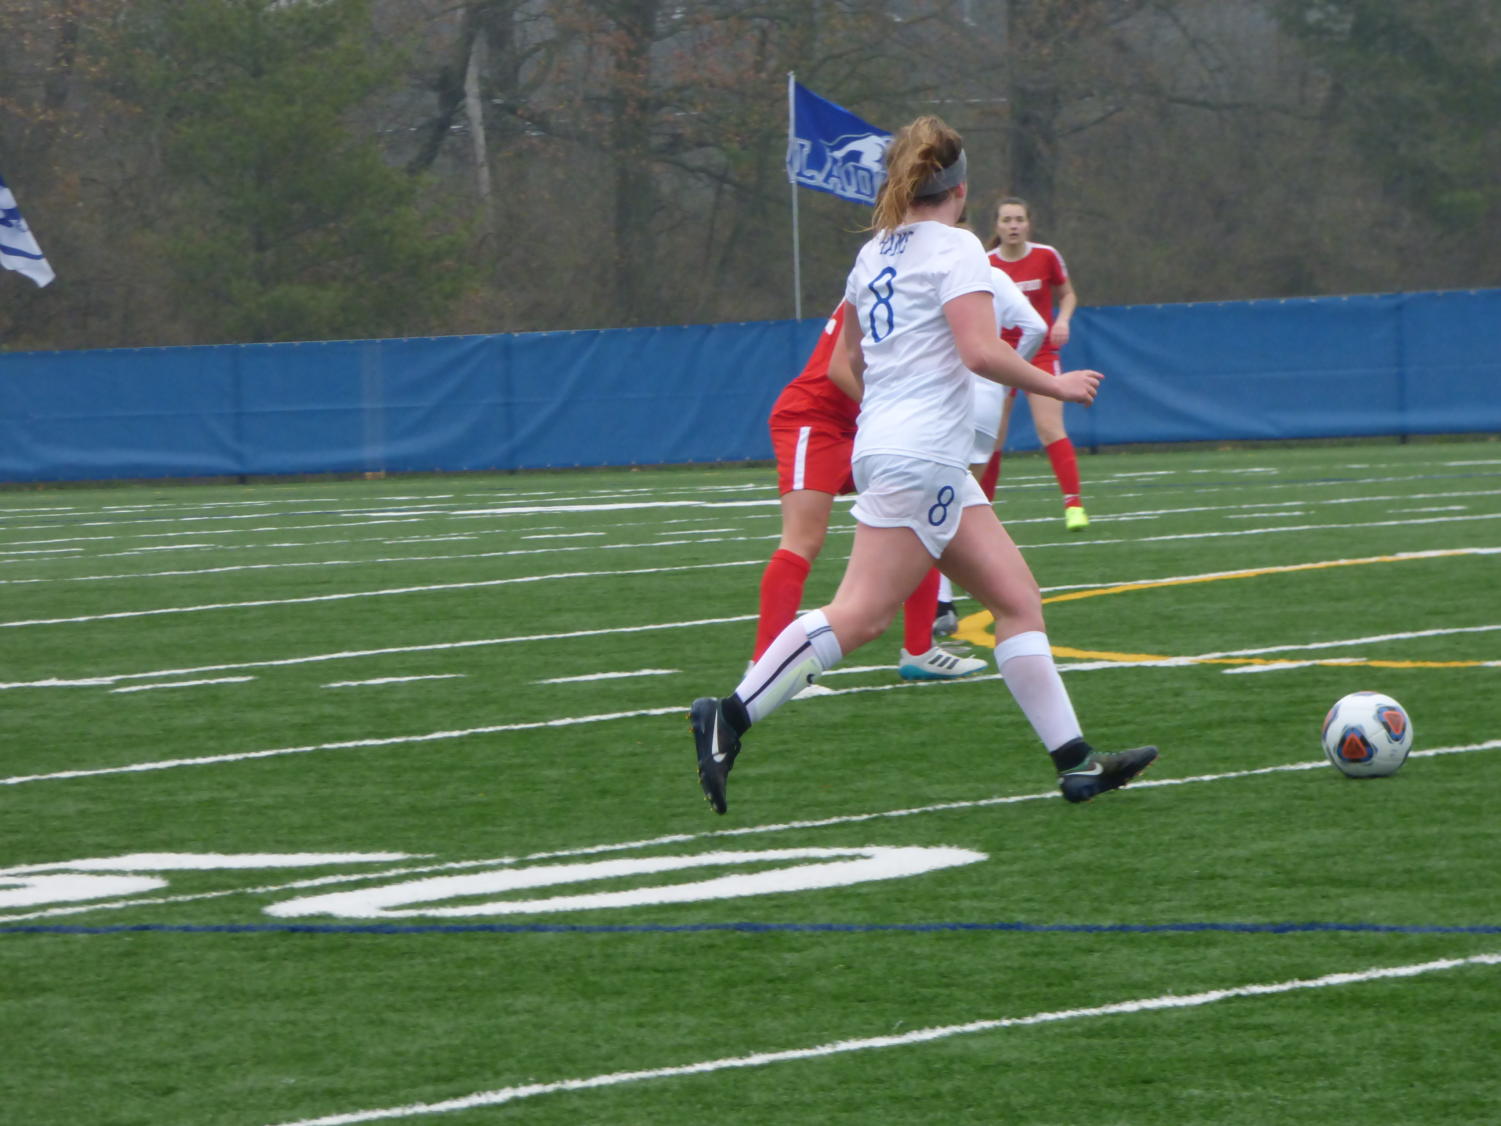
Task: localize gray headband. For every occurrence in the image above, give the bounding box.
[915,149,966,196]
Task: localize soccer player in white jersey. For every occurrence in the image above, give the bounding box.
[974,265,1048,469]
[690,115,1157,813]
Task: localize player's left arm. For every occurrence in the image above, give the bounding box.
[1050,277,1077,349]
[995,282,1048,362]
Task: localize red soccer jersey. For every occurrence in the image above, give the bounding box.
[988,242,1068,364]
[768,302,860,433]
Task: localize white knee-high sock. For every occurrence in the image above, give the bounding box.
[937,573,954,603]
[994,630,1081,751]
[734,609,844,724]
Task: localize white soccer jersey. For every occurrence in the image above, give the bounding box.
[971,266,1049,442]
[844,220,994,469]
[990,266,1047,361]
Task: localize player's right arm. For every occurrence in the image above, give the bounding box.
[825,324,863,402]
[837,299,865,385]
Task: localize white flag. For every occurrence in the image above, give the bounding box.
[0,172,55,288]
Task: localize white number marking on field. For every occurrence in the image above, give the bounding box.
[264,847,986,920]
[0,874,168,908]
[2,741,1499,924]
[0,853,422,909]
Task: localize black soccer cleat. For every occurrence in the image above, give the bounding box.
[1058,745,1158,804]
[691,696,741,814]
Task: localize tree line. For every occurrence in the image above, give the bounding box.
[1,0,1496,350]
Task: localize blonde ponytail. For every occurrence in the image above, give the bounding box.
[871,115,965,233]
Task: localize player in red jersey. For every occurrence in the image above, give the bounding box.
[985,196,1089,531]
[753,302,986,684]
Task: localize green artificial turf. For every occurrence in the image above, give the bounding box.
[2,439,1498,1125]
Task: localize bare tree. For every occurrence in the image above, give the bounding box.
[3,0,1498,348]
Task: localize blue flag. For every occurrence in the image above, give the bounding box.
[785,79,890,206]
[0,172,55,288]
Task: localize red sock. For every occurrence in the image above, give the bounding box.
[1045,438,1083,507]
[753,549,812,660]
[902,567,941,655]
[978,450,1002,500]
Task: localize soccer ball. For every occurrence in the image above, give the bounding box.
[1321,691,1413,778]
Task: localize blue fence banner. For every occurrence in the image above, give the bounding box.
[1053,290,1500,451]
[0,320,823,482]
[0,172,54,288]
[0,290,1496,484]
[785,78,890,205]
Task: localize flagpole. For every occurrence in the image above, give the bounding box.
[787,71,802,321]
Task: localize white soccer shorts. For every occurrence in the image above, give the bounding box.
[850,454,988,558]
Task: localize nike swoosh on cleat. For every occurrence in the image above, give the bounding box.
[710,721,726,763]
[1069,762,1104,776]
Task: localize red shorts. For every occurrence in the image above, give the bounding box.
[770,424,856,496]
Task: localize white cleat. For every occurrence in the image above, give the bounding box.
[897,646,988,681]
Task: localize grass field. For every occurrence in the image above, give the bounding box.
[2,438,1499,1126]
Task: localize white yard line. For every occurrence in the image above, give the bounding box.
[0,490,779,536]
[2,535,1496,634]
[0,492,774,546]
[0,514,433,535]
[110,677,255,694]
[0,535,778,587]
[0,612,1494,698]
[1,481,1494,556]
[262,951,1501,1126]
[1227,658,1501,675]
[536,669,678,684]
[6,521,1470,591]
[323,676,466,688]
[0,706,690,787]
[0,559,762,629]
[0,614,759,690]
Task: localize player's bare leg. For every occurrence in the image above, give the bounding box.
[939,505,1155,797]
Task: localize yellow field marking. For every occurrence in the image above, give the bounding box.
[952,548,1495,673]
[1037,644,1179,663]
[1047,646,1494,671]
